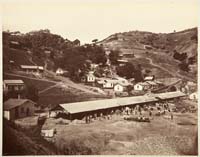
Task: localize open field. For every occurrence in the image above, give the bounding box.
[42,99,197,155]
[39,85,109,107]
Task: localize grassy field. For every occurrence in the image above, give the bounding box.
[43,99,197,155]
[39,86,109,107]
[128,57,173,78]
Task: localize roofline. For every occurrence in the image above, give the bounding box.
[59,91,185,114]
[4,99,36,111]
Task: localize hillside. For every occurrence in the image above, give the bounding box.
[3,120,58,155]
[99,28,197,81]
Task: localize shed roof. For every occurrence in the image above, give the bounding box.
[20,65,44,70]
[4,99,36,111]
[59,91,185,114]
[144,76,154,81]
[154,91,186,100]
[4,80,24,84]
[59,94,157,114]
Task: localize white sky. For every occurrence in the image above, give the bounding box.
[1,0,199,44]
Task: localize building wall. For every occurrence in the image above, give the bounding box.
[114,84,124,92]
[5,101,35,120]
[56,69,64,75]
[4,84,24,92]
[134,84,143,91]
[103,82,113,88]
[3,111,10,120]
[189,93,198,100]
[87,76,95,82]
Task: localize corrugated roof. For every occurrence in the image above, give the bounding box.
[59,91,185,114]
[4,99,36,111]
[144,76,154,80]
[59,94,157,114]
[4,80,24,84]
[20,65,44,70]
[154,91,186,100]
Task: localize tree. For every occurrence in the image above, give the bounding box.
[116,62,135,79]
[25,84,39,102]
[134,64,144,83]
[179,61,190,72]
[92,39,98,43]
[109,50,120,65]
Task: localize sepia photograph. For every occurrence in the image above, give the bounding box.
[1,0,198,155]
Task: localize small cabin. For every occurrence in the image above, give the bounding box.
[189,92,198,101]
[56,68,64,75]
[3,99,35,120]
[134,82,150,91]
[20,65,44,74]
[114,83,125,92]
[144,76,155,81]
[3,80,25,92]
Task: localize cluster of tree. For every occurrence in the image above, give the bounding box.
[116,63,144,82]
[54,45,107,81]
[109,50,120,65]
[3,29,76,58]
[173,50,188,61]
[178,61,190,72]
[173,49,197,72]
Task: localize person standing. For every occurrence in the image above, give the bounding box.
[171,112,173,120]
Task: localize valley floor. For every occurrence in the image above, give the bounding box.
[43,100,197,155]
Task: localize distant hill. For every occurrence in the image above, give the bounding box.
[98,28,197,81]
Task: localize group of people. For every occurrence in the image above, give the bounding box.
[84,101,175,124]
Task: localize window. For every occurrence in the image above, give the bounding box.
[21,107,24,113]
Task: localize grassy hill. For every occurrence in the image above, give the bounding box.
[99,28,197,81]
[3,119,58,155]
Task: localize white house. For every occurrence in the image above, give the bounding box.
[103,81,114,89]
[134,82,150,91]
[86,71,95,83]
[114,83,125,92]
[144,76,155,81]
[117,59,128,66]
[20,65,44,74]
[41,129,55,138]
[56,68,64,75]
[189,92,198,100]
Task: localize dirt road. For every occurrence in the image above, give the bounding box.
[145,57,195,82]
[44,69,106,95]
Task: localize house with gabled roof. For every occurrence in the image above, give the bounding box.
[3,80,25,92]
[3,98,35,120]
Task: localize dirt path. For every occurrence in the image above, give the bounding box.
[44,69,105,96]
[38,83,61,94]
[145,57,176,77]
[4,72,58,83]
[145,57,195,82]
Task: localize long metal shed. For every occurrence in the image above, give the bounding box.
[154,91,186,100]
[59,94,158,114]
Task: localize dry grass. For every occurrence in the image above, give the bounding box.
[44,106,197,155]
